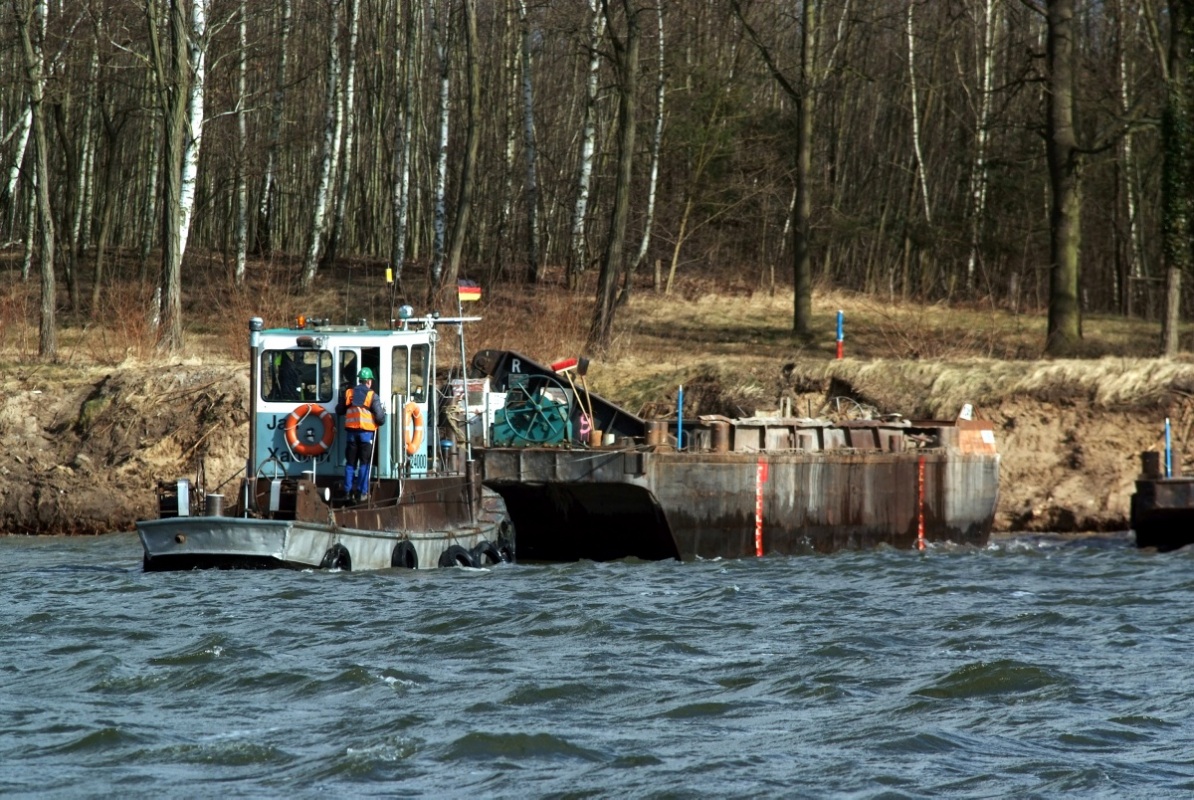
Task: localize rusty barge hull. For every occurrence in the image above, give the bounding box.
[480,448,999,562]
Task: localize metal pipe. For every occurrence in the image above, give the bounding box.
[247,317,264,515]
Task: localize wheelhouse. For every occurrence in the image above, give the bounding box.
[248,314,451,483]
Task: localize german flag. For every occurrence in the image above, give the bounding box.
[457,280,482,302]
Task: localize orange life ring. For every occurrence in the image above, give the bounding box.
[403,402,425,455]
[284,403,335,457]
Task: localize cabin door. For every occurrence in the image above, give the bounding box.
[336,346,387,479]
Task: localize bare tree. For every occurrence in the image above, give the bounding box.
[444,0,479,292]
[516,0,542,284]
[301,0,342,288]
[13,0,56,358]
[1160,0,1192,357]
[567,0,604,288]
[589,0,642,352]
[255,0,290,256]
[428,0,451,291]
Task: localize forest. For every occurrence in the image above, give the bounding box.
[0,0,1189,359]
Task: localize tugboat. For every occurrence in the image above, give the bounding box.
[138,308,513,571]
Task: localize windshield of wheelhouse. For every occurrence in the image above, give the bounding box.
[261,349,333,403]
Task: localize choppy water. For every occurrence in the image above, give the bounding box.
[2,532,1193,798]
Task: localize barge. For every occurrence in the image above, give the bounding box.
[468,350,1000,560]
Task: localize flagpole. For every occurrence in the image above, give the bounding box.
[457,286,472,465]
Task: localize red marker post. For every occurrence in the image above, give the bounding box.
[917,455,926,551]
[755,458,769,557]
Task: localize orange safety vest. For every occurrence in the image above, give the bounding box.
[343,388,378,431]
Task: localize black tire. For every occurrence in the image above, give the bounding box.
[391,540,418,569]
[438,544,475,568]
[320,544,352,571]
[471,540,503,566]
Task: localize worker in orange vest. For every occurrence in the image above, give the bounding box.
[336,366,386,504]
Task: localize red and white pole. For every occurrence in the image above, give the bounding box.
[755,458,768,557]
[917,455,926,551]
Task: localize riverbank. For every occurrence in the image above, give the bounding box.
[1,353,1187,536]
[2,280,1190,536]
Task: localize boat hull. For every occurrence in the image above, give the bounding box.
[138,514,509,571]
[1131,476,1194,552]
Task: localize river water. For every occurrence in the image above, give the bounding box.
[2,532,1192,798]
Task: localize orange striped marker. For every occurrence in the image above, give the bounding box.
[755,458,768,557]
[917,455,926,551]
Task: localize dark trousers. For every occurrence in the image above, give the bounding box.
[344,430,375,496]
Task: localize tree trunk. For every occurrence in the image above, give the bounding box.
[324,0,360,269]
[390,0,414,284]
[622,1,665,305]
[445,0,479,290]
[234,0,247,283]
[517,0,542,284]
[965,0,995,292]
[429,0,451,292]
[567,0,604,288]
[589,0,640,353]
[301,0,342,288]
[1161,0,1192,357]
[792,0,814,338]
[1045,0,1082,356]
[14,0,56,359]
[255,0,291,256]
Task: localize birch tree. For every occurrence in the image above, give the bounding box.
[233,0,247,284]
[567,0,604,288]
[255,0,290,256]
[390,0,415,285]
[517,0,542,284]
[624,0,665,301]
[301,0,342,288]
[13,0,56,358]
[428,0,450,291]
[964,0,996,291]
[324,0,360,269]
[147,0,210,352]
[444,0,479,292]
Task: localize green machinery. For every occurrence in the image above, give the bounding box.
[491,373,573,446]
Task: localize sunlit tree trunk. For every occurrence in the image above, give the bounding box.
[429,0,450,290]
[622,1,665,303]
[324,0,359,268]
[234,0,247,284]
[13,0,56,358]
[3,106,31,241]
[390,0,414,284]
[965,0,995,292]
[255,0,290,256]
[302,0,342,288]
[567,0,604,288]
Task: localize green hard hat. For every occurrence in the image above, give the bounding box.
[358,367,374,381]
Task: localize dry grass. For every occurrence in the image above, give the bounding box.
[5,254,1194,418]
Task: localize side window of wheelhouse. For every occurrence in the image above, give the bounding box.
[392,346,410,404]
[410,344,429,403]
